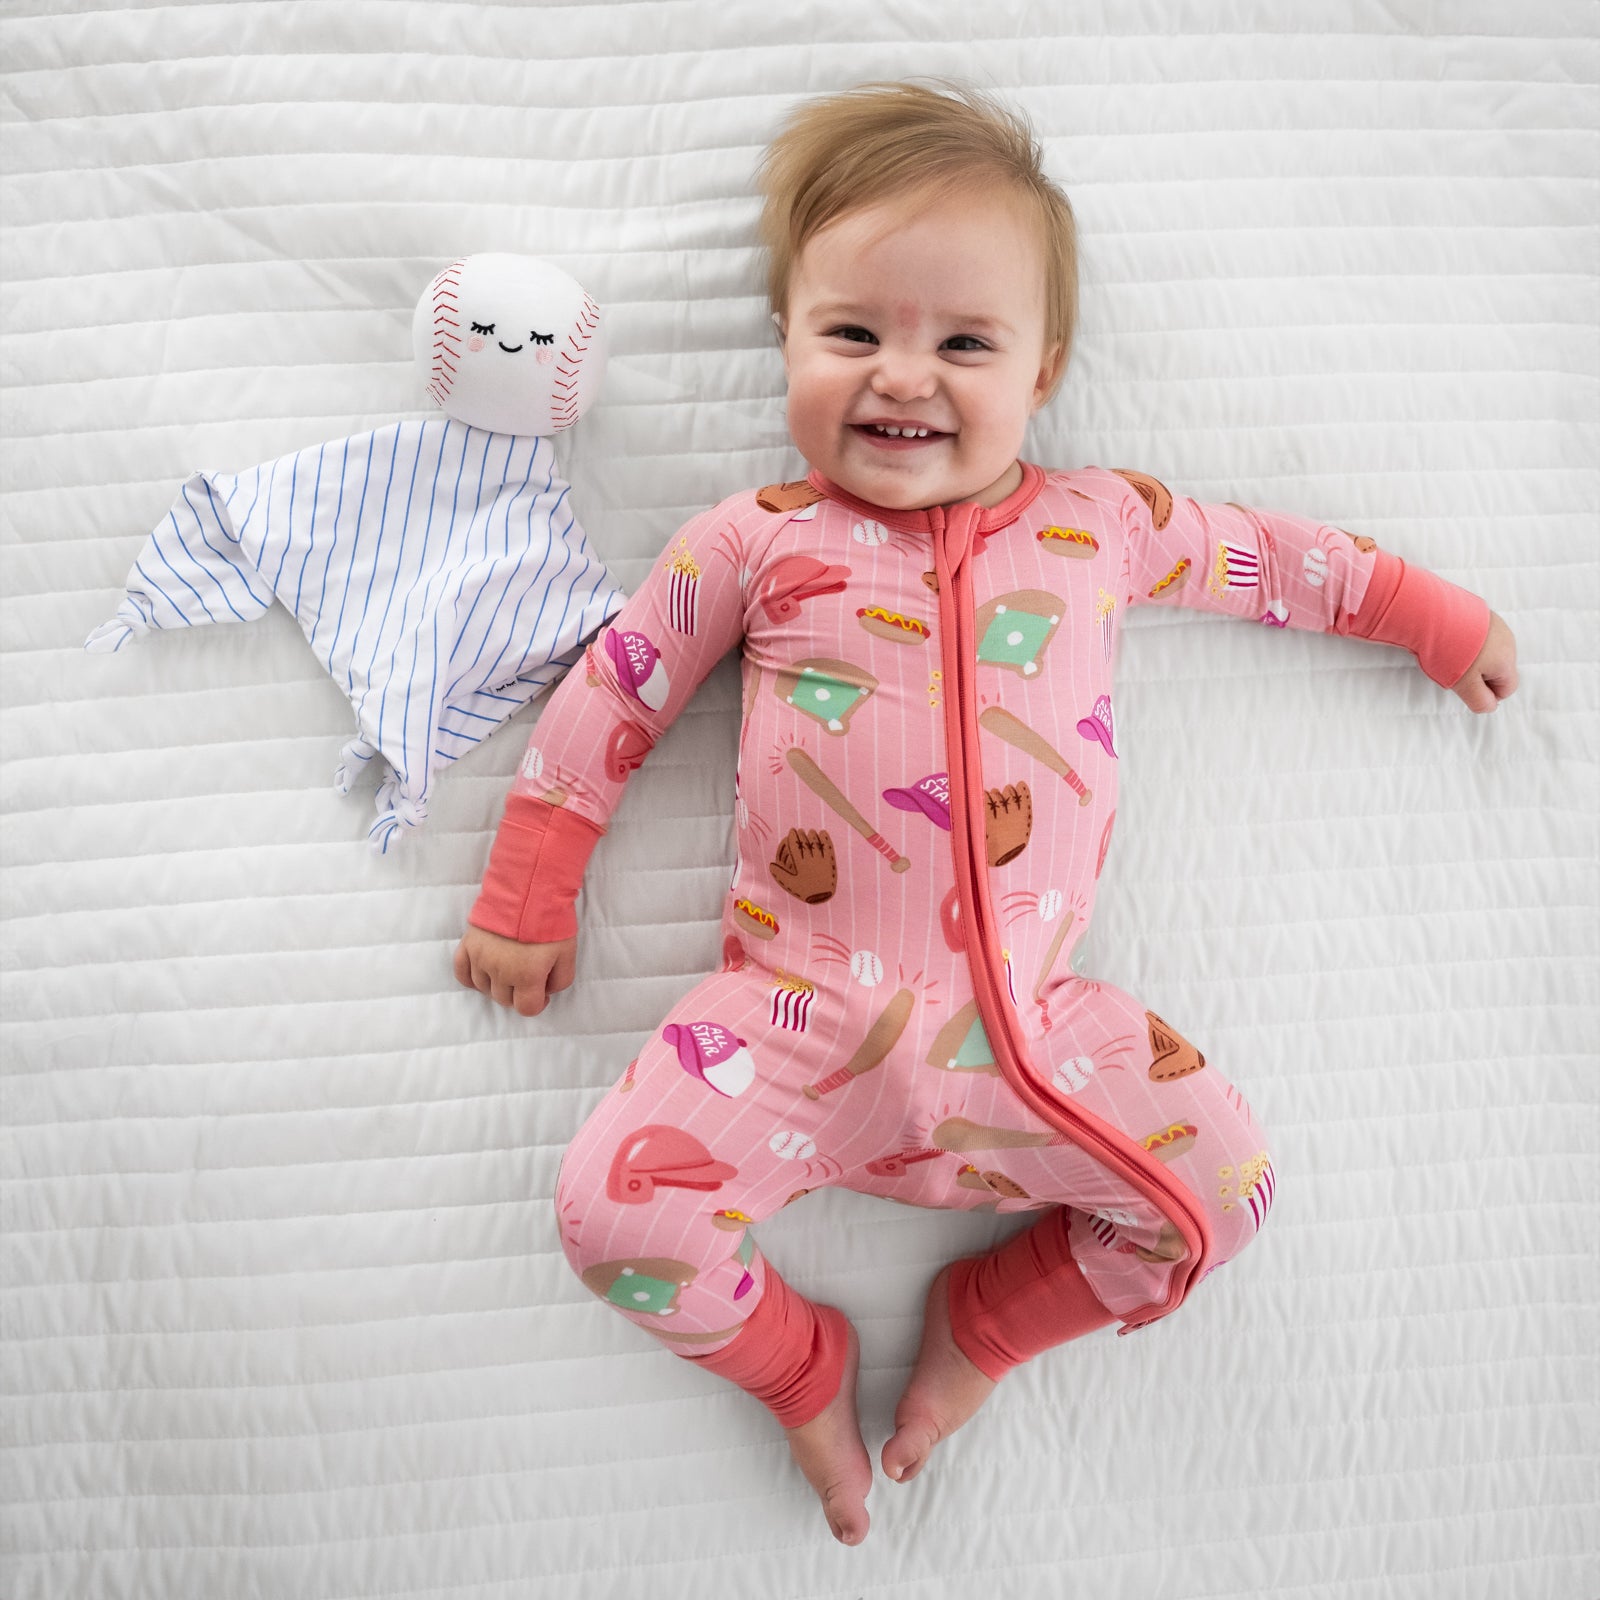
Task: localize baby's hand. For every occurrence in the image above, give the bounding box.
[453,924,578,1016]
[1450,611,1519,713]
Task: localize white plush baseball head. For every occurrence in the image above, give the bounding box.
[412,253,605,436]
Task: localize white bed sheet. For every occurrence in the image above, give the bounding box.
[3,3,1596,1597]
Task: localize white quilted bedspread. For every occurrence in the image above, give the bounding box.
[3,4,1595,1597]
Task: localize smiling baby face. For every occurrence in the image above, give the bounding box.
[412,253,605,437]
[778,186,1061,511]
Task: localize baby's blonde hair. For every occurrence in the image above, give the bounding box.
[756,79,1078,396]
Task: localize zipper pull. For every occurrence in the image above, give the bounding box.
[937,504,980,584]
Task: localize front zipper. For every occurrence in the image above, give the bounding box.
[930,500,1215,1333]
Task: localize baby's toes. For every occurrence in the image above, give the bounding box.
[823,1480,870,1545]
[882,1412,943,1483]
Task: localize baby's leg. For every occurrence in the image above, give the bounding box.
[553,967,873,1541]
[554,968,847,1416]
[875,977,1270,1481]
[945,976,1273,1376]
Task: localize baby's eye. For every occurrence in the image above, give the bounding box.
[471,321,495,335]
[530,331,555,345]
[942,335,991,353]
[829,326,877,345]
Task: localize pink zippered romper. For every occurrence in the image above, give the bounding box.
[470,464,1489,1425]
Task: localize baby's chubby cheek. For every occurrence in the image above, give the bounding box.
[784,383,833,469]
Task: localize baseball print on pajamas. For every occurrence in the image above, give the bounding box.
[506,464,1379,1356]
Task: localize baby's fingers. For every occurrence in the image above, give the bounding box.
[453,939,486,993]
[1453,612,1518,713]
[547,943,578,996]
[1455,665,1519,714]
[514,957,575,1016]
[1485,660,1519,702]
[512,974,552,1016]
[1454,673,1500,714]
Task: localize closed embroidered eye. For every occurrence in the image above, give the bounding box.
[530,331,555,345]
[471,321,495,335]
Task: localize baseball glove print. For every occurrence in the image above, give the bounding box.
[768,827,838,903]
[984,782,1033,866]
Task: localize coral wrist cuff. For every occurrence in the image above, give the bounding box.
[1345,550,1491,687]
[468,793,604,944]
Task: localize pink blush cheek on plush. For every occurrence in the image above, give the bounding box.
[468,335,486,352]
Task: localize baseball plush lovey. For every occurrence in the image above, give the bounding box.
[86,254,625,851]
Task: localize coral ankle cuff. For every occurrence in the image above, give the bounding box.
[1343,549,1491,688]
[681,1266,849,1429]
[946,1210,1118,1382]
[468,792,604,943]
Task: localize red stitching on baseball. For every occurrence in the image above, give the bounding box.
[428,261,473,400]
[547,294,599,429]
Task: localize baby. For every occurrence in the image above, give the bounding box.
[454,81,1518,1546]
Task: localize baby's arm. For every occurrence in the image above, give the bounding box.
[455,501,750,1014]
[1120,470,1515,709]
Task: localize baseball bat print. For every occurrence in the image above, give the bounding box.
[785,747,911,872]
[865,1114,1068,1178]
[931,1116,1069,1152]
[802,987,915,1099]
[979,706,1092,806]
[1033,913,1076,1002]
[866,1146,946,1178]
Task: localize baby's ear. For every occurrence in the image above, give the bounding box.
[1032,343,1066,408]
[771,311,787,344]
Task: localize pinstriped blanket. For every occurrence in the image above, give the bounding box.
[85,422,624,850]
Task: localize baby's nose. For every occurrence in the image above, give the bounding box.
[870,348,938,401]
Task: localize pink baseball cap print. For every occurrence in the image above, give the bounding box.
[662,1021,756,1098]
[883,771,952,830]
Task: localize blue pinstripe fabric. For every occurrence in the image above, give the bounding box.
[87,420,625,850]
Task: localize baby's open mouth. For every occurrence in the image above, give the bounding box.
[853,423,948,442]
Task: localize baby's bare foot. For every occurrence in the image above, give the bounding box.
[881,1263,997,1485]
[783,1320,872,1545]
